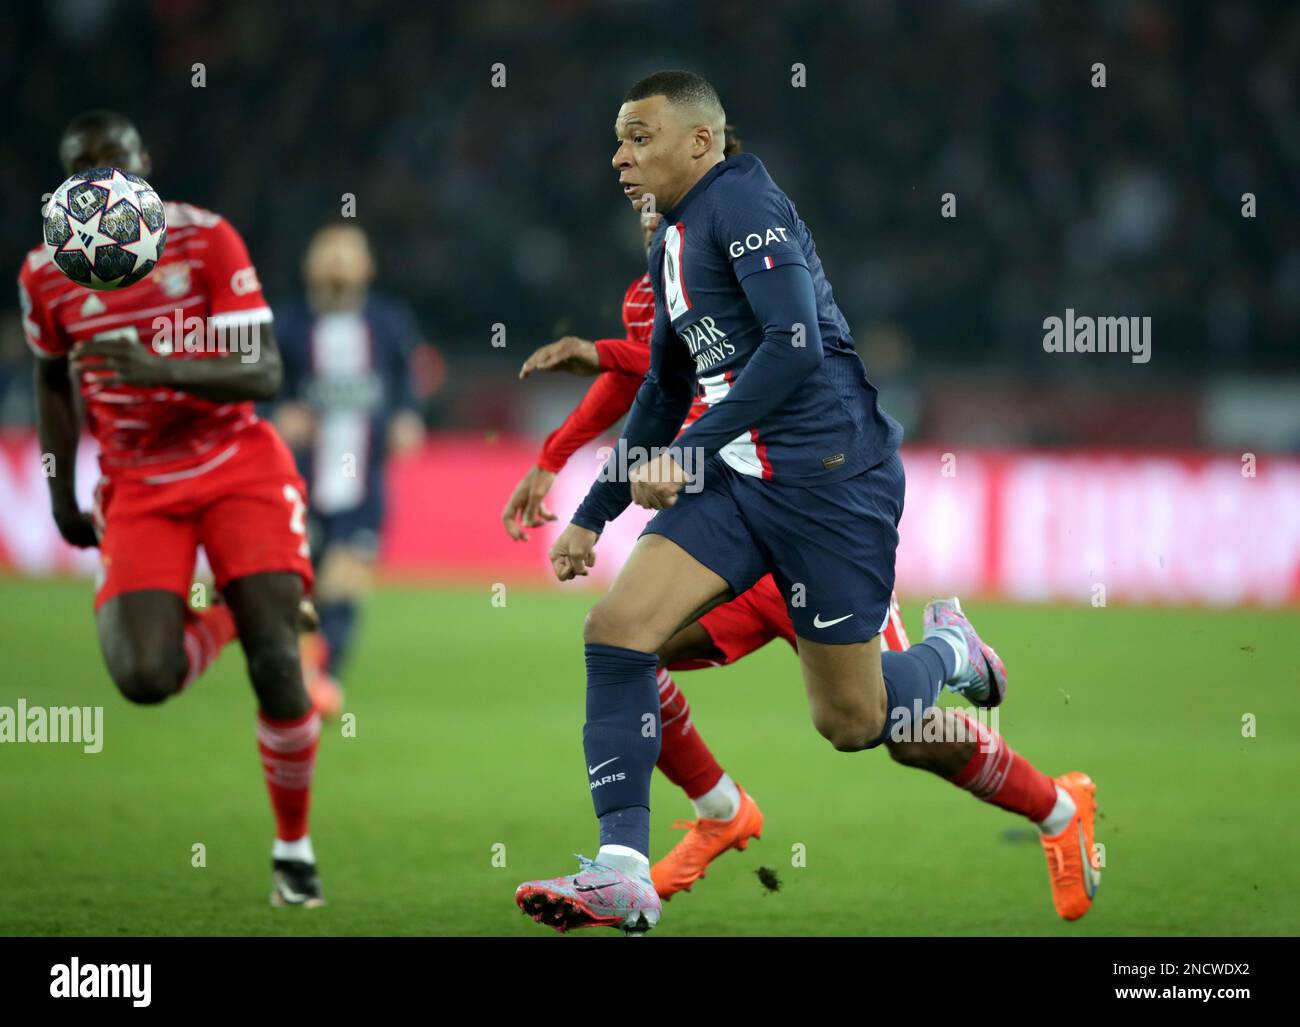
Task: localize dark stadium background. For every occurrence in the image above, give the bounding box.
[1,0,1299,944]
[1,0,1297,447]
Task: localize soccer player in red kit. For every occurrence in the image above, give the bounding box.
[19,110,325,907]
[507,117,1097,923]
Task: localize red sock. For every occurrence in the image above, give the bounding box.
[654,668,725,799]
[179,604,238,690]
[947,712,1057,822]
[257,709,320,842]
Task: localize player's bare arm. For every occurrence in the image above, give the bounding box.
[518,335,600,378]
[70,323,284,402]
[386,409,425,454]
[33,354,96,548]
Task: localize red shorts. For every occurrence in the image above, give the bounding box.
[670,575,911,671]
[92,420,314,610]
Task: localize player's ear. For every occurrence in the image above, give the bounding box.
[694,124,715,159]
[140,150,153,176]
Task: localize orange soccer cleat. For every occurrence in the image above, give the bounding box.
[306,674,344,719]
[299,633,344,718]
[1040,771,1101,921]
[651,787,763,900]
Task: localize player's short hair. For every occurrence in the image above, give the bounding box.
[625,70,726,130]
[59,110,147,174]
[304,221,375,276]
[61,110,140,145]
[311,220,370,246]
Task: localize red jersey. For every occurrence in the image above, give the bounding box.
[18,201,273,478]
[536,273,707,471]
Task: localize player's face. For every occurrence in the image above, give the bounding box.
[60,126,151,177]
[304,228,374,310]
[612,95,699,215]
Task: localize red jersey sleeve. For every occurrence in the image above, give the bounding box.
[592,273,655,377]
[538,272,658,470]
[594,337,652,377]
[17,254,68,359]
[537,371,643,473]
[191,211,272,328]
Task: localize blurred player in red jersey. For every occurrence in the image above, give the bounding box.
[19,111,325,908]
[509,123,1094,922]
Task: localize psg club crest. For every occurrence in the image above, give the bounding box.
[42,167,167,291]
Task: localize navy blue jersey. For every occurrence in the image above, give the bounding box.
[274,293,420,515]
[574,153,901,533]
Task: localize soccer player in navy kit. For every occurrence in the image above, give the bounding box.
[515,71,1100,933]
[273,223,425,716]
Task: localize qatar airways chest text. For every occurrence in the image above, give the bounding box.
[657,221,756,378]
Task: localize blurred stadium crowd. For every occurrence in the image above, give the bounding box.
[1,0,1297,447]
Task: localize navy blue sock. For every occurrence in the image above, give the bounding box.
[913,636,957,681]
[583,643,661,856]
[876,639,952,747]
[318,599,358,676]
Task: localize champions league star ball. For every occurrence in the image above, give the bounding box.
[42,167,167,290]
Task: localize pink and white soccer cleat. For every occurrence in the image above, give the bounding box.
[515,856,662,935]
[922,597,1008,707]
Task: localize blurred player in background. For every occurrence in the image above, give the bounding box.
[273,223,425,717]
[19,110,325,907]
[506,125,910,901]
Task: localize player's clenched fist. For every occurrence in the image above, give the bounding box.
[549,522,599,581]
[630,451,688,510]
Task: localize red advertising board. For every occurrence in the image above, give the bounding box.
[2,431,1297,604]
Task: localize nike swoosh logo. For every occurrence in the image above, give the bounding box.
[1078,823,1100,898]
[587,757,619,776]
[574,881,615,893]
[813,613,854,629]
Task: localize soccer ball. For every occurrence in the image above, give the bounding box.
[42,167,167,290]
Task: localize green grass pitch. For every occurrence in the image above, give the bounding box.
[1,575,1296,936]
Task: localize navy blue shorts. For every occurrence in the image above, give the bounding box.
[643,451,905,645]
[308,492,384,563]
